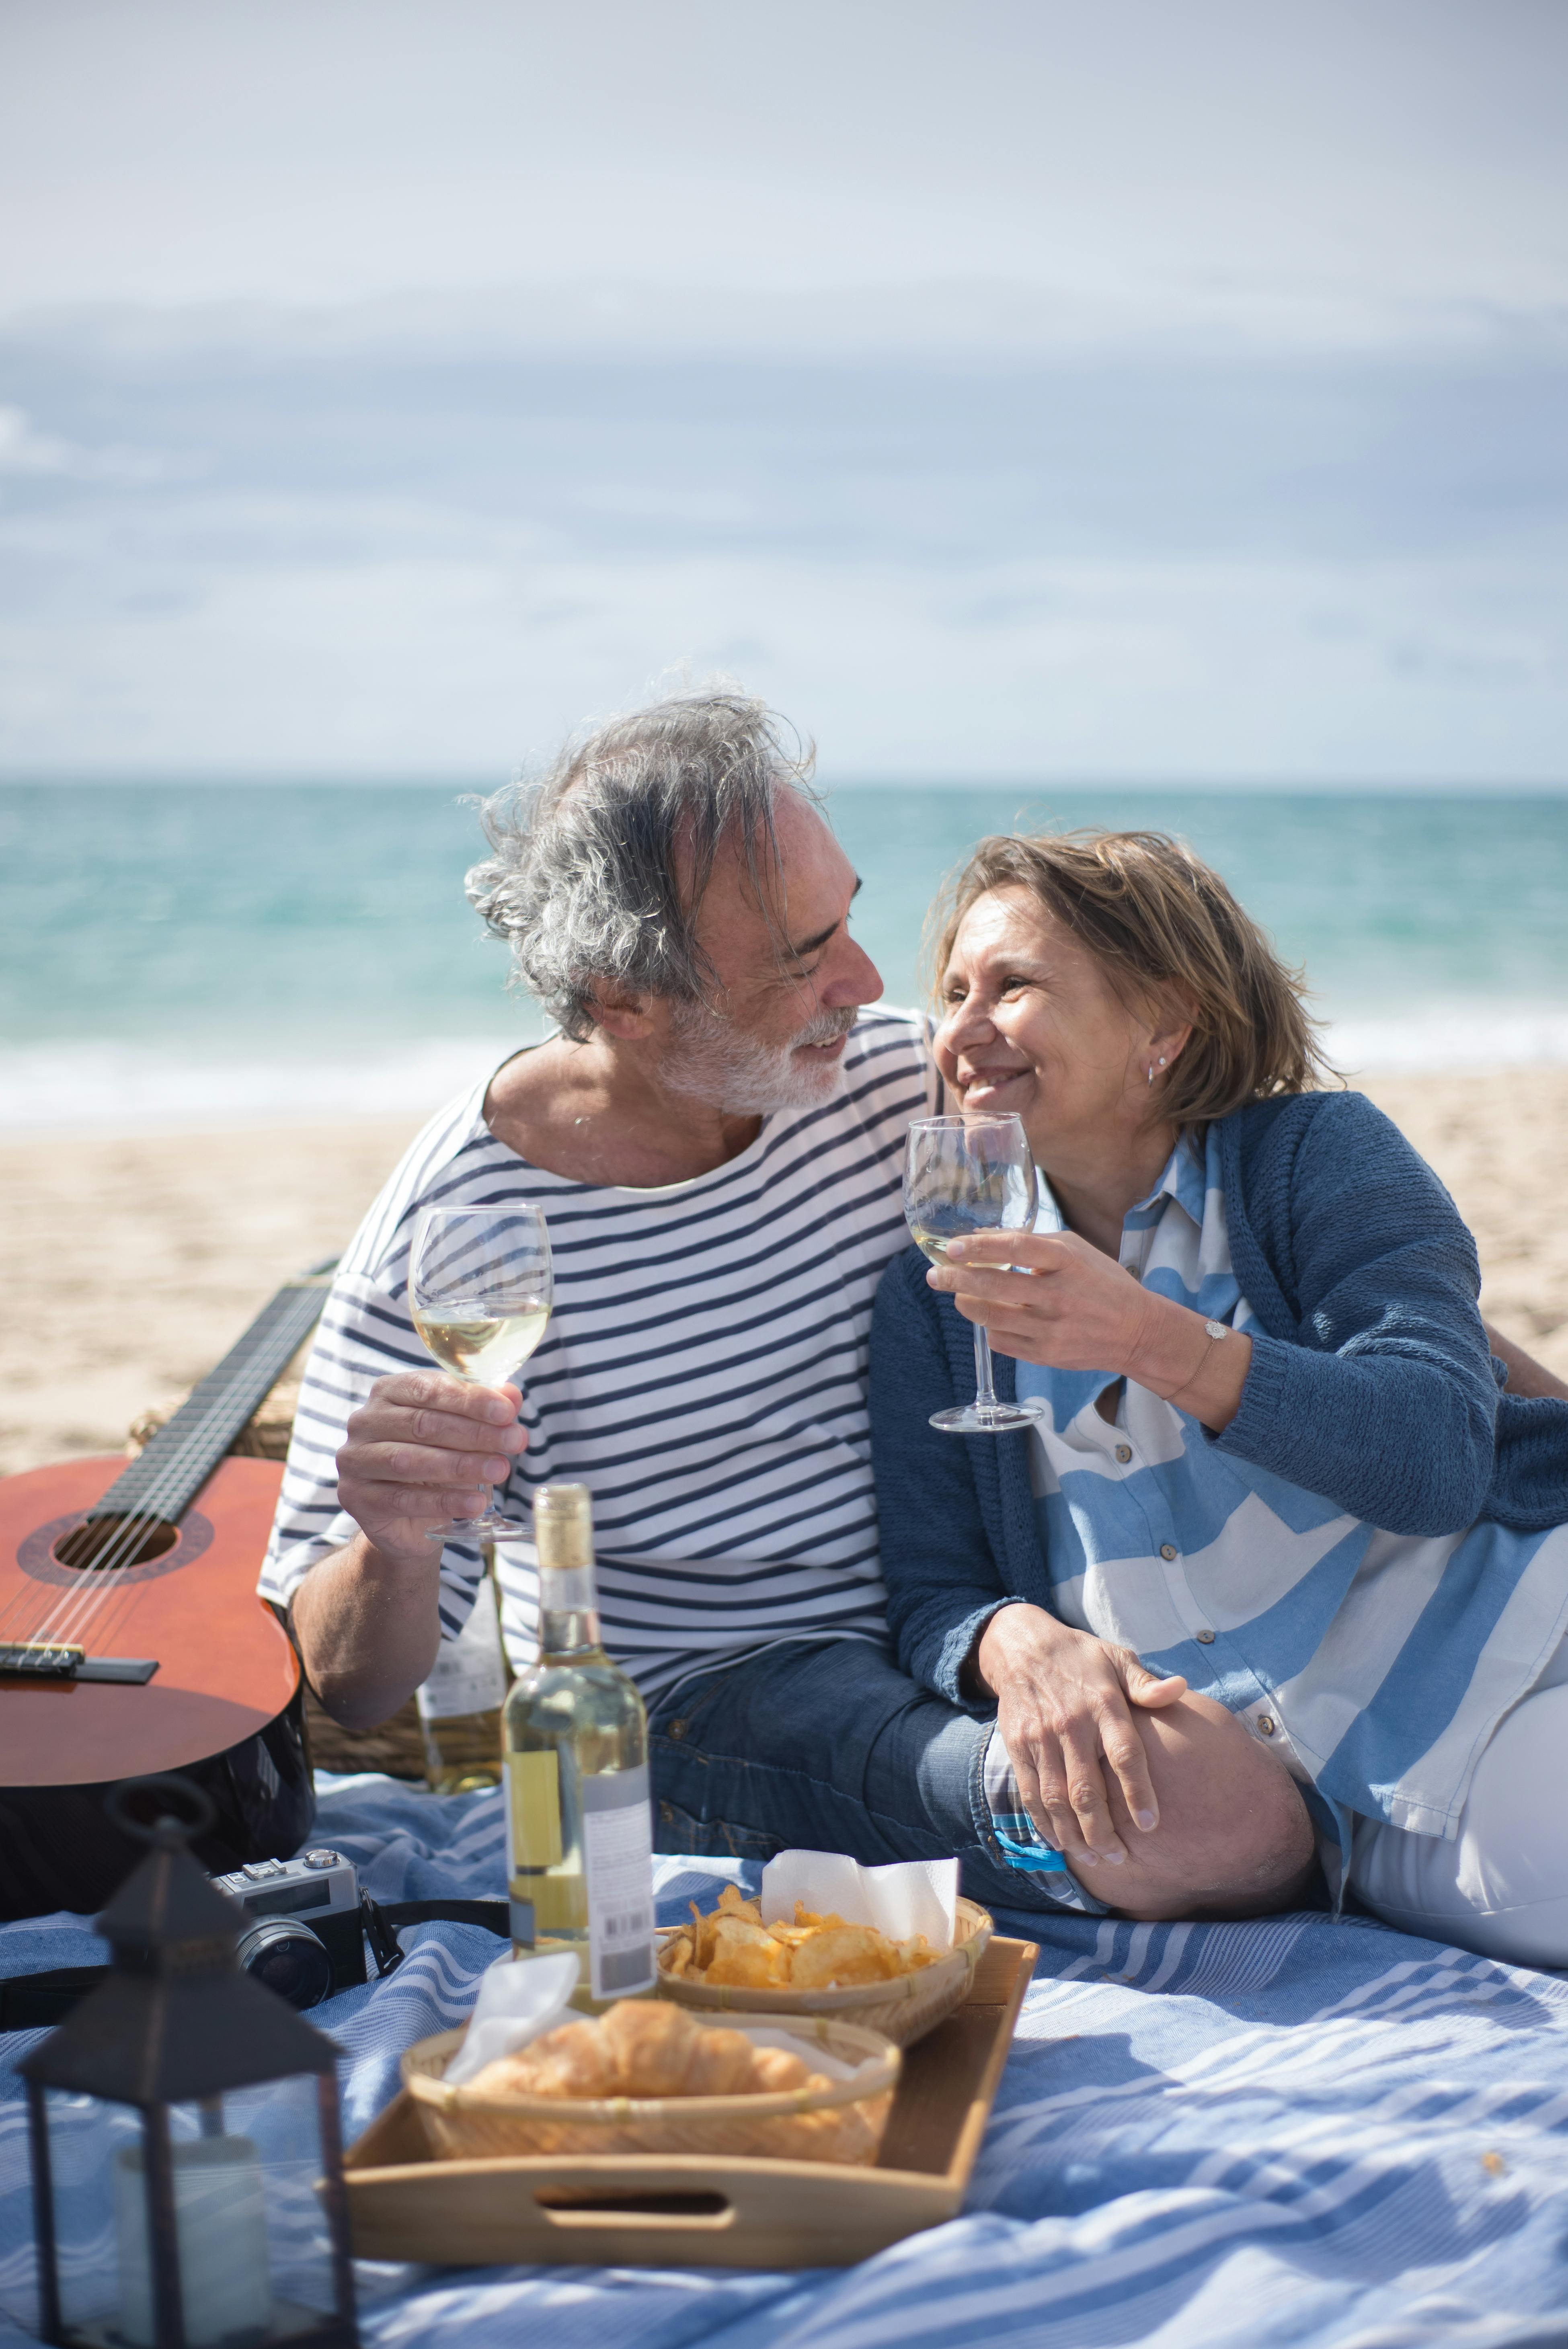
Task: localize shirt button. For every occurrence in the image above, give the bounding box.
[1257,1715,1276,1737]
[1115,1444,1133,1464]
[1195,1628,1215,1644]
[1159,1543,1178,1562]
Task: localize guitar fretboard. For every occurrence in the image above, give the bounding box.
[88,1282,328,1526]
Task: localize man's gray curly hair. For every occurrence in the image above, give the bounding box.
[466,687,819,1042]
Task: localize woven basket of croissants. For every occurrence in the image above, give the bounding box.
[401,1996,901,2165]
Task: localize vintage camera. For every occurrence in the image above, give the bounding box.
[211,1848,367,2010]
[0,1848,509,2032]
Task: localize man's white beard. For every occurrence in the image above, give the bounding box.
[660,1000,858,1114]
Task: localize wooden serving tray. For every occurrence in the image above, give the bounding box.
[343,1933,1037,2271]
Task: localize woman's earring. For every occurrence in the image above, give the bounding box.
[1159,1056,1167,1067]
[1147,1066,1155,1085]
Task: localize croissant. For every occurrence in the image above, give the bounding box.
[464,2000,833,2103]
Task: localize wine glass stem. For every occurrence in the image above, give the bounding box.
[972,1324,999,1410]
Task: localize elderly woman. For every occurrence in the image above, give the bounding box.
[870,829,1568,1962]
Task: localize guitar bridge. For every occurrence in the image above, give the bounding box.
[0,1641,84,1676]
[0,1643,158,1683]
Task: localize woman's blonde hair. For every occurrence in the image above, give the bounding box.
[931,828,1336,1124]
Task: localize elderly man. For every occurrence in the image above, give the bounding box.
[265,687,1561,1926]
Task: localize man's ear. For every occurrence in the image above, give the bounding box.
[584,981,659,1042]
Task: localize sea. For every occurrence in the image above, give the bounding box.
[6,782,1568,1134]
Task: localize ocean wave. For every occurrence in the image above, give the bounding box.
[4,1004,1568,1134]
[0,1035,525,1134]
[1320,1001,1568,1077]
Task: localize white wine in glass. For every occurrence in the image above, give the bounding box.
[409,1202,553,1540]
[903,1113,1045,1435]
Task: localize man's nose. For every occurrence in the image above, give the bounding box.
[819,932,884,1009]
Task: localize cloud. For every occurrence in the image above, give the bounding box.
[1,4,1564,782]
[0,402,172,483]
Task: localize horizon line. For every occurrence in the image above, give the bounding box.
[3,771,1568,798]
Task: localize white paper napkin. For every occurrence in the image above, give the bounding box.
[442,1948,582,2086]
[758,1850,958,1951]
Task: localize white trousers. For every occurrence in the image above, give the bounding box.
[1350,1639,1568,1969]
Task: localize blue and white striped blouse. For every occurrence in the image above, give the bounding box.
[1012,1126,1568,1850]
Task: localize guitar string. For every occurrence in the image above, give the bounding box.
[0,1380,238,1646]
[21,1313,314,1651]
[16,1233,516,1650]
[9,1303,318,1654]
[9,1305,307,1647]
[12,1364,291,1653]
[29,1227,524,1649]
[17,1364,300,1654]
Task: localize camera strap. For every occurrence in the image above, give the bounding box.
[0,1895,512,2032]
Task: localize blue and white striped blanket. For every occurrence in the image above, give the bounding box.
[5,1774,1568,2349]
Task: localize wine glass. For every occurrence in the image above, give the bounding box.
[903,1114,1045,1435]
[408,1204,553,1539]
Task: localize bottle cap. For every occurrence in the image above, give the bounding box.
[534,1482,593,1571]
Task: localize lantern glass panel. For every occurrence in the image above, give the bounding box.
[36,2091,143,2346]
[35,2077,341,2349]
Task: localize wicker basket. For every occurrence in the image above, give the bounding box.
[401,2015,900,2165]
[655,1896,993,2049]
[126,1383,304,1464]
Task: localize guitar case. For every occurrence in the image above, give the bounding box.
[0,1693,314,1922]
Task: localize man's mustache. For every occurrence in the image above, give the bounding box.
[792,1009,858,1048]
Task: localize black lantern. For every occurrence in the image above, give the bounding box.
[17,1779,357,2349]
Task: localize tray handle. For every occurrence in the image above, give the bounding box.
[530,2183,738,2234]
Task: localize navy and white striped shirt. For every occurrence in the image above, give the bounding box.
[260,1010,936,1701]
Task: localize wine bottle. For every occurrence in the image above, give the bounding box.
[415,1562,510,1794]
[502,1483,655,2008]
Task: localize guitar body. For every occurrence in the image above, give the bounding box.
[0,1454,299,1786]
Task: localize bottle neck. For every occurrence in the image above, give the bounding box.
[538,1561,603,1660]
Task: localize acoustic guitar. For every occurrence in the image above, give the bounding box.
[0,1270,330,1790]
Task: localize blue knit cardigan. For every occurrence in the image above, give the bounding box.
[868,1089,1568,1709]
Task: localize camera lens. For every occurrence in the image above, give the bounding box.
[235,1918,334,2010]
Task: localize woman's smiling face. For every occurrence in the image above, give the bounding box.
[935,885,1172,1164]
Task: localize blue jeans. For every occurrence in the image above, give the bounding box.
[647,1635,1096,1917]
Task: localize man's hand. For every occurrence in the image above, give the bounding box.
[976,1603,1187,1867]
[335,1370,528,1560]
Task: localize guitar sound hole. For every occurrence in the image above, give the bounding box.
[53,1516,181,1572]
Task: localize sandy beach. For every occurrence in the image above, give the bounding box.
[3,1069,1567,1480]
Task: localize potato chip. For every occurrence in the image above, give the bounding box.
[894,1935,939,1972]
[788,1925,903,1989]
[667,1886,944,1989]
[705,1917,789,1989]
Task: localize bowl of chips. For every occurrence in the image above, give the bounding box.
[656,1885,993,2047]
[401,1996,900,2165]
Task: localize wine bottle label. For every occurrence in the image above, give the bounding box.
[415,1576,507,1723]
[505,1749,564,1872]
[583,1764,655,2000]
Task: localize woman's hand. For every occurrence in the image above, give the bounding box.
[977,1603,1188,1866]
[927,1229,1254,1432]
[933,1228,1150,1372]
[336,1370,528,1563]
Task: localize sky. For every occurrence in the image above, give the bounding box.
[1,0,1565,784]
